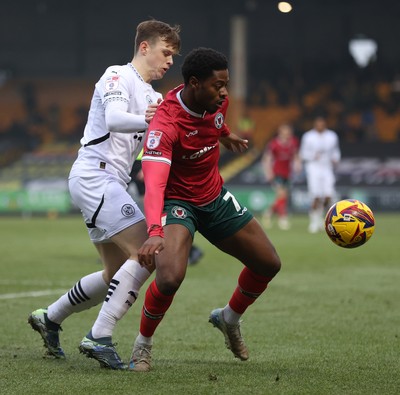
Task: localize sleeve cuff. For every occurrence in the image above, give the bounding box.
[147,224,164,238]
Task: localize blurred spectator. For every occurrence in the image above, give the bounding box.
[361,108,378,141]
[3,62,400,163]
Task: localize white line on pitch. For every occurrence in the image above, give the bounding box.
[0,289,67,300]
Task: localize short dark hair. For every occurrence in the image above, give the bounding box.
[181,47,228,84]
[135,20,181,53]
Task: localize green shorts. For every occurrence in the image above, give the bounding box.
[273,176,290,187]
[162,186,253,243]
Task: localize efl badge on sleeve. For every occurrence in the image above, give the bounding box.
[105,75,120,91]
[147,131,162,149]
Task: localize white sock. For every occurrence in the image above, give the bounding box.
[47,271,108,325]
[222,304,242,325]
[136,333,153,346]
[309,208,323,227]
[91,259,151,339]
[309,209,316,224]
[315,207,324,228]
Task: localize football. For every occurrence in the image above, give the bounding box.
[324,199,375,248]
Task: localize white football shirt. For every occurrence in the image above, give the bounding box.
[69,63,162,184]
[299,128,341,170]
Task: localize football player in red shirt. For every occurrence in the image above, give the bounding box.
[262,123,301,230]
[129,48,281,371]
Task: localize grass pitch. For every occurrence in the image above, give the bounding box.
[0,213,399,394]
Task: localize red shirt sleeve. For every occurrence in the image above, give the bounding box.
[142,159,170,237]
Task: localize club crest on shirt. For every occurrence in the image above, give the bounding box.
[147,130,162,149]
[121,204,135,217]
[105,75,120,91]
[214,113,224,129]
[171,206,187,219]
[146,95,153,104]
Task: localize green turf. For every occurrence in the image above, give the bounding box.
[0,214,399,394]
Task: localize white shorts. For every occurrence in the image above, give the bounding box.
[69,175,145,243]
[305,165,336,199]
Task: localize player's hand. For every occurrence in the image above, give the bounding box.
[220,133,248,153]
[145,98,162,124]
[138,236,165,267]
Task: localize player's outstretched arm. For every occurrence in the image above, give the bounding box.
[139,158,170,267]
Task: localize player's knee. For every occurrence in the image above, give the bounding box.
[270,253,282,276]
[156,273,184,295]
[102,270,111,285]
[261,249,281,277]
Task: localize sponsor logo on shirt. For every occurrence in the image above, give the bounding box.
[214,113,224,129]
[182,144,216,160]
[104,91,122,97]
[144,150,162,156]
[105,75,120,91]
[147,131,162,149]
[185,130,198,138]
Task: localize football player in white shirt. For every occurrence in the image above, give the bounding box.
[28,20,181,369]
[300,116,341,233]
